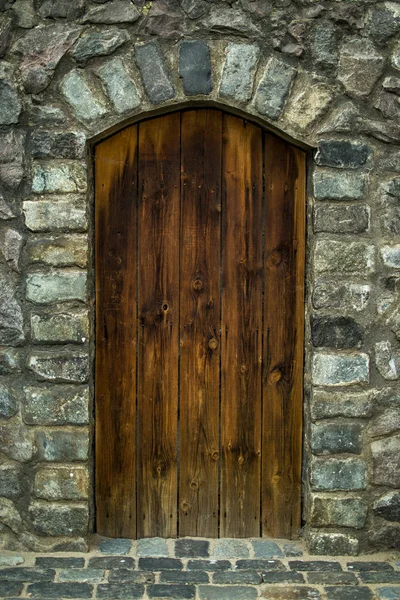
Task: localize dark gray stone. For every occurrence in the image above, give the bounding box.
[0,348,22,374]
[181,0,208,19]
[311,423,362,455]
[360,572,400,584]
[82,0,140,24]
[213,539,249,558]
[0,567,55,582]
[252,540,283,558]
[311,316,363,349]
[88,557,135,569]
[59,569,105,583]
[0,384,17,418]
[219,43,260,102]
[39,0,85,19]
[0,80,21,125]
[175,539,209,557]
[255,57,296,120]
[315,140,371,169]
[338,37,384,97]
[325,587,373,600]
[311,458,366,490]
[307,572,358,585]
[0,270,24,346]
[374,492,400,522]
[143,3,184,39]
[0,16,12,57]
[0,130,25,189]
[370,409,400,438]
[371,435,400,487]
[375,91,400,121]
[97,584,145,598]
[312,352,369,386]
[313,171,365,200]
[367,3,400,46]
[314,204,369,234]
[0,582,23,597]
[312,20,337,73]
[262,572,305,583]
[35,428,89,461]
[311,495,367,528]
[0,227,22,271]
[0,422,34,461]
[29,502,89,536]
[27,581,92,598]
[0,464,22,498]
[139,558,183,570]
[99,538,132,555]
[179,41,212,96]
[108,569,154,583]
[312,282,370,312]
[28,351,89,383]
[308,532,359,556]
[135,41,175,105]
[236,560,285,571]
[72,28,129,64]
[254,587,319,600]
[213,571,261,584]
[137,536,168,557]
[371,526,400,551]
[347,562,394,572]
[288,561,342,572]
[148,585,195,599]
[160,571,209,584]
[201,6,260,36]
[198,586,257,600]
[187,560,231,570]
[29,105,66,125]
[32,131,86,159]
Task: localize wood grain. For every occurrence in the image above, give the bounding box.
[179,110,222,537]
[95,125,138,538]
[137,113,181,538]
[220,114,263,538]
[262,132,306,538]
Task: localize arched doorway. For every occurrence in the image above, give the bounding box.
[94,108,306,539]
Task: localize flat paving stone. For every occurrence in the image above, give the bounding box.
[27,581,93,598]
[260,586,321,599]
[213,570,262,584]
[59,568,105,582]
[98,538,132,555]
[0,581,23,597]
[289,560,342,571]
[187,559,232,570]
[252,540,284,558]
[348,561,394,571]
[148,584,196,598]
[236,559,285,570]
[139,557,183,570]
[175,538,209,557]
[97,583,145,598]
[198,585,257,599]
[108,569,154,583]
[35,556,85,568]
[325,586,374,599]
[262,571,305,583]
[160,570,209,583]
[0,567,55,581]
[360,572,400,583]
[377,589,400,599]
[307,571,358,585]
[88,556,135,569]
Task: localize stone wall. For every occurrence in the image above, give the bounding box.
[0,0,399,554]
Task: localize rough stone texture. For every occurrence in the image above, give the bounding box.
[23,385,89,425]
[31,309,88,343]
[312,20,337,74]
[97,57,140,114]
[314,241,374,274]
[26,234,88,267]
[316,140,371,169]
[311,423,362,455]
[60,70,107,123]
[0,78,21,125]
[366,2,400,46]
[311,316,363,349]
[82,0,140,24]
[201,6,260,36]
[135,41,175,105]
[310,495,367,529]
[312,352,369,386]
[313,171,366,200]
[371,435,400,487]
[308,532,359,556]
[72,28,129,65]
[0,270,24,345]
[311,458,366,491]
[0,423,34,462]
[311,390,373,420]
[338,37,385,97]
[255,57,296,120]
[313,283,370,312]
[284,73,334,132]
[26,271,86,303]
[0,498,22,533]
[34,466,89,500]
[375,341,400,381]
[374,491,400,522]
[0,16,12,57]
[28,351,89,383]
[39,0,85,20]
[35,428,89,461]
[137,538,169,557]
[219,43,259,103]
[180,40,212,97]
[0,464,22,498]
[0,384,18,419]
[381,245,400,268]
[32,162,86,194]
[314,204,369,234]
[23,196,87,232]
[32,131,86,160]
[29,502,89,536]
[0,130,25,188]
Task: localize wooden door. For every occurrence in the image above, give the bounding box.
[95,109,306,539]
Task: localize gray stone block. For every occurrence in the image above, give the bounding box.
[311,458,366,490]
[99,538,132,555]
[59,568,105,583]
[213,539,250,559]
[310,495,367,528]
[135,41,175,105]
[26,235,88,268]
[0,270,24,345]
[314,204,369,234]
[375,341,400,380]
[219,43,259,102]
[315,140,371,169]
[0,80,21,125]
[35,428,89,461]
[34,466,89,500]
[370,409,400,438]
[26,271,87,304]
[82,0,140,24]
[308,532,359,556]
[255,57,296,119]
[24,385,89,425]
[251,540,283,558]
[32,162,87,194]
[314,240,374,274]
[381,245,400,268]
[312,20,338,73]
[179,40,212,96]
[72,28,129,65]
[371,434,400,487]
[0,348,22,374]
[137,536,168,557]
[313,170,366,200]
[0,464,22,498]
[29,501,89,536]
[311,423,362,455]
[198,585,257,600]
[60,70,107,123]
[0,384,17,419]
[312,282,370,312]
[374,492,400,522]
[312,352,369,386]
[201,6,260,36]
[28,351,89,383]
[23,196,87,232]
[39,0,85,20]
[0,497,21,533]
[311,390,373,420]
[97,583,144,598]
[338,37,384,97]
[31,309,89,343]
[0,423,34,462]
[311,316,363,349]
[32,131,86,160]
[175,538,209,557]
[97,58,140,114]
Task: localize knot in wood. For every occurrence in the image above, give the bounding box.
[211,450,219,461]
[192,278,204,291]
[268,369,282,383]
[267,250,282,267]
[238,456,245,465]
[208,338,218,350]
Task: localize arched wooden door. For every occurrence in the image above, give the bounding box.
[95,109,306,539]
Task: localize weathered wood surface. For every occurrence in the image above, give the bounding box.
[95,109,306,539]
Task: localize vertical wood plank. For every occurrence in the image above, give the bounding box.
[220,114,263,538]
[262,133,306,538]
[137,113,180,538]
[95,126,138,538]
[179,110,222,537]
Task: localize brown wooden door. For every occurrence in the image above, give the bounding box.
[95,109,306,539]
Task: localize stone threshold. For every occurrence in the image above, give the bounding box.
[0,537,399,599]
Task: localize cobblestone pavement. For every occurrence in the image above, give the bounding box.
[0,538,399,599]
